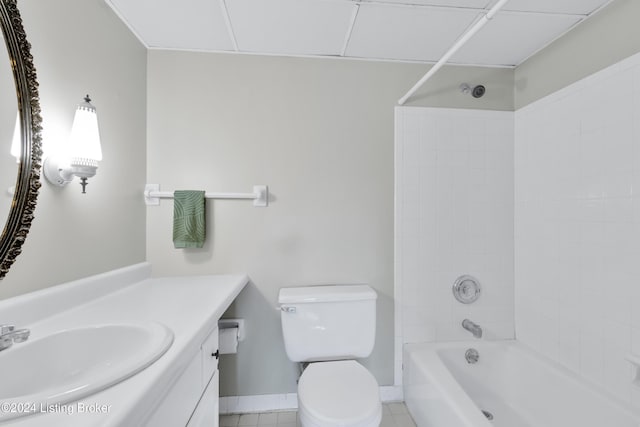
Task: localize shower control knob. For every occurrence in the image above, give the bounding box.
[452,275,481,304]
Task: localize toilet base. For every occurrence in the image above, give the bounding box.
[297,361,381,427]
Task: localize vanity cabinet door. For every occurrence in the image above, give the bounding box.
[201,327,219,385]
[144,350,202,427]
[187,370,219,427]
[145,327,221,427]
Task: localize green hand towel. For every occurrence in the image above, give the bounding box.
[173,190,206,248]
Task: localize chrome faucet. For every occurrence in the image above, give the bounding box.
[462,319,482,339]
[0,325,30,352]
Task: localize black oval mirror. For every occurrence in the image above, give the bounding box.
[0,0,42,279]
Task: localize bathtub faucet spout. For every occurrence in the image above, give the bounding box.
[462,319,482,338]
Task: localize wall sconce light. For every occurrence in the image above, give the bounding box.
[44,95,102,193]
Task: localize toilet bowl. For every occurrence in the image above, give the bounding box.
[278,285,381,427]
[297,360,381,427]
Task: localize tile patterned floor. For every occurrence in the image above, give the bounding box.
[220,402,416,427]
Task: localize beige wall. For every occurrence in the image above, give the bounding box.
[0,0,147,299]
[146,50,513,396]
[515,0,640,109]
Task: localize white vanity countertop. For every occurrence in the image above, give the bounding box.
[0,264,249,426]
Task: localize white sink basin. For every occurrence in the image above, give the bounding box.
[0,322,174,421]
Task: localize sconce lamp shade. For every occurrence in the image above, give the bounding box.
[10,111,20,160]
[68,95,102,176]
[43,94,103,193]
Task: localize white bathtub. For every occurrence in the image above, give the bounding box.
[403,341,640,427]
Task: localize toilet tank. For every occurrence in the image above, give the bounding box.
[278,285,377,362]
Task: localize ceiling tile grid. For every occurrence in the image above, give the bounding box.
[107,0,234,51]
[501,0,611,15]
[105,0,614,67]
[451,11,583,66]
[225,0,356,55]
[345,4,482,62]
[370,0,492,8]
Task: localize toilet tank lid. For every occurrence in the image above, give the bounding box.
[278,285,377,304]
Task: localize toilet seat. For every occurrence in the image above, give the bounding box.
[297,360,381,427]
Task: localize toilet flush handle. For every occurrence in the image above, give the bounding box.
[281,306,296,313]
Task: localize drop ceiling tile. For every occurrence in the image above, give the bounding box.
[369,0,491,8]
[451,11,582,66]
[346,4,481,62]
[226,0,356,55]
[107,0,233,51]
[502,0,611,15]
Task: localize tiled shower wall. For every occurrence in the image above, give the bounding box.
[394,107,515,384]
[515,52,640,408]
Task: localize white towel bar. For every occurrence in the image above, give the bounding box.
[144,184,268,207]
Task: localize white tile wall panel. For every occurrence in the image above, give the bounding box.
[515,50,640,411]
[395,106,515,365]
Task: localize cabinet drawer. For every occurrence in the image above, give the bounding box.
[201,327,219,384]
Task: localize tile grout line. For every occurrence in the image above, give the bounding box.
[220,403,416,427]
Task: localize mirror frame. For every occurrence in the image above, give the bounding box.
[0,0,42,279]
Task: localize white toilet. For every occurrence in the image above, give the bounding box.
[278,285,381,427]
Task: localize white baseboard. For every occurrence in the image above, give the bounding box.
[379,385,403,402]
[220,386,404,414]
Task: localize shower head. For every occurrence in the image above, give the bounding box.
[472,85,485,98]
[460,83,486,98]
